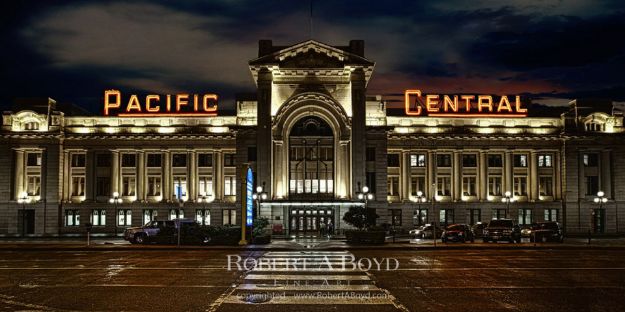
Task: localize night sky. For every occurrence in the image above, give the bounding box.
[2,0,625,113]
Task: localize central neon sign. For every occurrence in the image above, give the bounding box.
[103,89,218,117]
[404,90,527,117]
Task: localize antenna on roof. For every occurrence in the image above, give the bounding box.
[309,0,313,39]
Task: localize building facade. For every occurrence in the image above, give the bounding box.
[1,40,624,237]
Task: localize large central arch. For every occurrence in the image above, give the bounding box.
[271,92,352,200]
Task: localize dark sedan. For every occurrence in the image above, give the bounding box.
[530,221,565,243]
[441,224,475,243]
[471,222,488,238]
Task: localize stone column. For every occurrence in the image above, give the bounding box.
[453,151,462,201]
[163,150,171,202]
[530,150,538,201]
[351,68,367,196]
[189,150,197,201]
[402,151,410,201]
[214,151,222,200]
[338,140,351,199]
[479,151,488,201]
[110,150,119,197]
[85,150,95,202]
[601,149,612,198]
[578,151,585,200]
[273,140,284,199]
[256,68,273,197]
[14,150,24,199]
[137,151,145,202]
[62,150,71,201]
[505,150,513,196]
[555,150,562,200]
[427,151,435,200]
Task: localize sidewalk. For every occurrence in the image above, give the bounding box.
[1,236,625,251]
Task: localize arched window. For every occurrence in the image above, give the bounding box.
[24,121,39,130]
[585,121,604,132]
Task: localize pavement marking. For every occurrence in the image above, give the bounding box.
[401,285,625,289]
[0,293,78,312]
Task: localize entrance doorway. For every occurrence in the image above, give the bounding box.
[289,207,334,237]
[17,209,35,235]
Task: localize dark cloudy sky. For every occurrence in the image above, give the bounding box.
[2,0,625,112]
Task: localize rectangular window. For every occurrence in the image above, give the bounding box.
[366,147,376,162]
[488,154,502,167]
[468,209,481,225]
[121,154,136,167]
[224,176,236,196]
[462,176,477,196]
[91,209,106,226]
[26,175,41,196]
[410,154,426,167]
[488,176,502,196]
[544,209,558,221]
[144,209,157,225]
[71,176,85,196]
[169,209,184,220]
[96,154,111,167]
[518,208,532,225]
[122,176,136,196]
[366,172,377,193]
[440,209,454,226]
[387,154,400,167]
[71,154,86,167]
[410,176,426,196]
[390,209,402,226]
[539,176,553,196]
[514,154,528,167]
[223,209,236,225]
[198,176,213,196]
[462,154,477,167]
[414,209,428,226]
[147,176,162,196]
[436,154,452,167]
[387,176,399,196]
[96,177,110,197]
[586,176,599,196]
[437,176,451,196]
[147,154,162,167]
[538,154,553,167]
[27,152,42,166]
[583,153,599,167]
[118,209,132,226]
[172,153,187,167]
[173,176,187,199]
[514,176,527,196]
[247,146,257,161]
[224,154,235,167]
[198,153,213,167]
[65,210,80,226]
[492,208,507,220]
[196,209,210,226]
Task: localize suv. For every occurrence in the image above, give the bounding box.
[124,219,198,244]
[441,224,474,243]
[483,219,521,243]
[530,221,564,243]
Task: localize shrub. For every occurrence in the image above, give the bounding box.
[342,206,379,230]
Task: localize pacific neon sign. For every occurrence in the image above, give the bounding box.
[103,89,218,117]
[404,90,527,117]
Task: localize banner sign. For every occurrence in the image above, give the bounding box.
[246,167,254,226]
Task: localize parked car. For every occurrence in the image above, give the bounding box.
[483,219,522,243]
[124,219,200,244]
[530,221,564,243]
[409,224,443,239]
[471,222,488,238]
[441,224,474,243]
[520,224,535,238]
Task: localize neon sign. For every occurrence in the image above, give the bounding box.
[404,90,527,117]
[246,167,253,226]
[103,89,218,117]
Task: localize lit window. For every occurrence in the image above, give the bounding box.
[91,209,106,226]
[173,176,187,200]
[514,154,527,167]
[27,175,41,196]
[169,209,184,220]
[65,210,80,226]
[224,176,236,196]
[118,209,132,226]
[462,176,476,196]
[488,176,502,196]
[538,154,553,167]
[223,209,236,225]
[437,177,451,196]
[518,208,532,225]
[147,176,161,196]
[410,154,426,167]
[122,176,136,196]
[199,176,213,196]
[196,209,210,226]
[514,176,527,196]
[71,176,85,196]
[539,176,553,196]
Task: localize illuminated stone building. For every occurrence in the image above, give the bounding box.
[1,40,624,237]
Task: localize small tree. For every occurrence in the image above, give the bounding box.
[252,217,270,238]
[343,206,379,230]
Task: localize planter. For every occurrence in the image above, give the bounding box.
[345,230,386,244]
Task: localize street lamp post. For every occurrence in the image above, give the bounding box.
[502,191,513,219]
[177,197,185,247]
[109,192,122,237]
[412,191,426,226]
[18,192,30,237]
[431,183,437,247]
[198,193,210,226]
[356,183,375,236]
[590,191,608,244]
[252,182,268,219]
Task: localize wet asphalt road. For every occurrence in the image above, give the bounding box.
[0,248,624,311]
